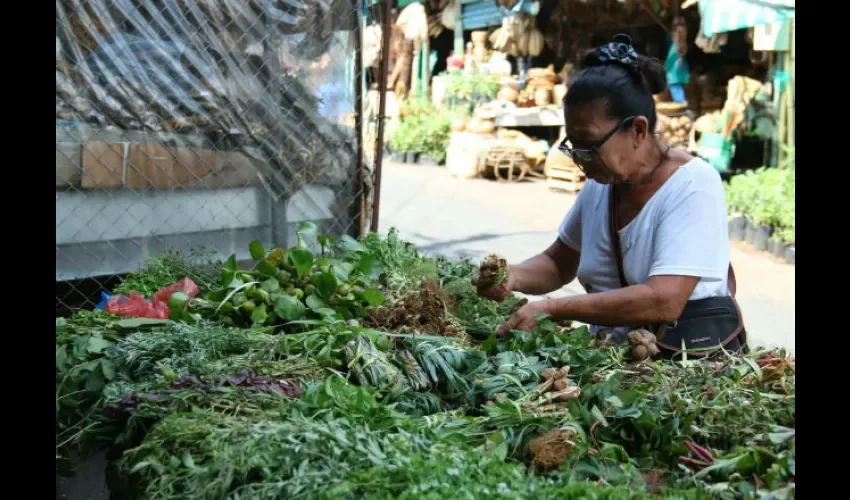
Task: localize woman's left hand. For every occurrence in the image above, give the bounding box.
[498,301,548,335]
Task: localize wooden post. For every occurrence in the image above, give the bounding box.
[422,38,430,98]
[411,45,421,99]
[371,0,393,233]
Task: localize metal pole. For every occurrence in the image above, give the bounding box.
[453,0,464,57]
[370,0,392,233]
[353,0,365,237]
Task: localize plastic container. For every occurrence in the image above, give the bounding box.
[771,239,788,258]
[744,219,757,244]
[728,217,747,241]
[698,132,735,173]
[753,224,772,251]
[417,154,440,166]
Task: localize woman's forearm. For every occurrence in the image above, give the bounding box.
[536,284,674,327]
[509,253,573,296]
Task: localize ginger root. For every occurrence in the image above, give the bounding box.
[521,365,579,412]
[627,329,661,361]
[553,378,569,392]
[540,368,558,381]
[478,254,509,287]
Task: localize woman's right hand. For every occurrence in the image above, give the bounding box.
[472,268,515,302]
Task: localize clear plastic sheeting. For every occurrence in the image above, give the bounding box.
[56,0,373,303]
[56,0,361,198]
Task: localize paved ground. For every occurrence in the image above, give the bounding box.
[378,161,795,353]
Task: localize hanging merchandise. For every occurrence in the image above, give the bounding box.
[396,3,429,43]
[695,31,727,54]
[441,1,457,30]
[490,12,541,59]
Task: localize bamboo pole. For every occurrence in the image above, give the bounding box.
[371,0,393,233]
[411,45,421,99]
[786,19,795,155]
[422,38,430,99]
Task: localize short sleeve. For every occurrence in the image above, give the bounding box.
[558,187,585,251]
[649,189,728,281]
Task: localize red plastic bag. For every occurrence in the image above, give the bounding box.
[105,292,170,319]
[152,278,199,304]
[106,278,199,319]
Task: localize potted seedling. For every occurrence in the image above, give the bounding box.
[724,171,753,242]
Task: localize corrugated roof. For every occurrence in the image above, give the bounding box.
[699,0,795,37]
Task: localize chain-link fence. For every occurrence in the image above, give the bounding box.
[56,0,384,313]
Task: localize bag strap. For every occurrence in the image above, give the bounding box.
[608,185,629,289]
[608,185,742,343]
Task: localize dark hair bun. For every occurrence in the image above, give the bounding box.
[638,55,667,95]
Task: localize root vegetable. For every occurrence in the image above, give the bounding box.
[532,387,581,406]
[528,429,575,474]
[550,387,581,402]
[540,368,557,381]
[477,254,508,288]
[685,441,715,463]
[555,366,570,379]
[628,329,661,361]
[535,377,555,394]
[632,345,648,361]
[553,378,569,392]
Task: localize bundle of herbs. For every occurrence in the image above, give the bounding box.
[113,248,223,298]
[186,223,387,329]
[437,257,527,339]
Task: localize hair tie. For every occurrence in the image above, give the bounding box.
[594,33,640,71]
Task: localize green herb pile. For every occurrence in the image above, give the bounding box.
[56,227,795,499]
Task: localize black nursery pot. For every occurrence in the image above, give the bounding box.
[753,224,772,251]
[744,220,758,244]
[766,238,777,255]
[772,240,788,259]
[417,155,439,166]
[728,217,747,241]
[784,246,795,264]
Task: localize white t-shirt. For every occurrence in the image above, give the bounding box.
[557,157,730,340]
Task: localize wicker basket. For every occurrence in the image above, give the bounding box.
[446,133,496,179]
[656,101,689,115]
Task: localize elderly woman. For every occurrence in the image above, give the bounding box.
[475,35,747,357]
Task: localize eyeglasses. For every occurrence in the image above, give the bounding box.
[558,116,636,173]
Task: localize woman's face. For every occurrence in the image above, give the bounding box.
[563,101,650,184]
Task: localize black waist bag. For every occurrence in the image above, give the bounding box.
[651,296,748,358]
[608,185,749,359]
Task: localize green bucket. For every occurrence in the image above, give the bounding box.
[698,133,735,172]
